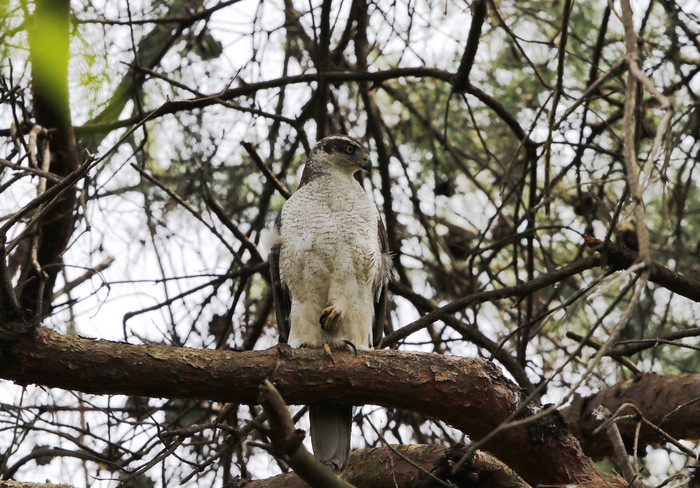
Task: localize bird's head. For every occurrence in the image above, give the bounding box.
[307,135,372,177]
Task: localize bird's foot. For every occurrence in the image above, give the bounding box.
[340,339,358,357]
[319,305,343,332]
[320,340,357,364]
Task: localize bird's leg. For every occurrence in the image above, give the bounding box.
[319,305,343,332]
[323,343,336,365]
[320,340,356,364]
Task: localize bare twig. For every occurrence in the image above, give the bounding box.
[51,256,115,301]
[200,183,265,264]
[565,331,641,374]
[594,403,699,459]
[0,157,62,183]
[611,328,700,356]
[258,379,356,488]
[130,163,242,262]
[619,0,652,266]
[594,405,646,488]
[241,141,292,200]
[452,0,487,92]
[0,234,24,321]
[584,237,700,302]
[383,255,602,345]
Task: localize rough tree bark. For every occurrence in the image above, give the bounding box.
[563,372,700,459]
[0,327,612,487]
[236,444,531,488]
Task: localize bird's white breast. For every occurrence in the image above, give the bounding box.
[279,174,382,347]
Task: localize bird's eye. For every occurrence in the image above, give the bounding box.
[345,145,356,154]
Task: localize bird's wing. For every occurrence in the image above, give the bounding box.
[373,217,391,348]
[270,212,291,343]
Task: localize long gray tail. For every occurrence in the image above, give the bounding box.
[309,404,352,470]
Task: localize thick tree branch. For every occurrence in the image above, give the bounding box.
[562,372,700,459]
[74,0,240,26]
[388,281,535,392]
[0,328,600,487]
[585,238,700,302]
[71,68,456,136]
[18,0,80,318]
[5,65,540,165]
[238,444,531,488]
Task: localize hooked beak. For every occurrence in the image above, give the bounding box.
[360,158,372,173]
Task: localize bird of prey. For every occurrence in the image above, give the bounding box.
[269,134,391,469]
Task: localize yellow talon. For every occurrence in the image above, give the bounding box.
[320,305,343,331]
[323,343,335,365]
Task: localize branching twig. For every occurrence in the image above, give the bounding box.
[383,255,602,345]
[619,0,652,266]
[584,237,700,302]
[594,405,646,488]
[594,404,698,460]
[566,331,641,374]
[130,163,243,262]
[50,256,115,301]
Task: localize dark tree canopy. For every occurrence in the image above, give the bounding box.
[0,0,698,487]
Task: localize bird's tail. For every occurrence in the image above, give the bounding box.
[309,403,352,470]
